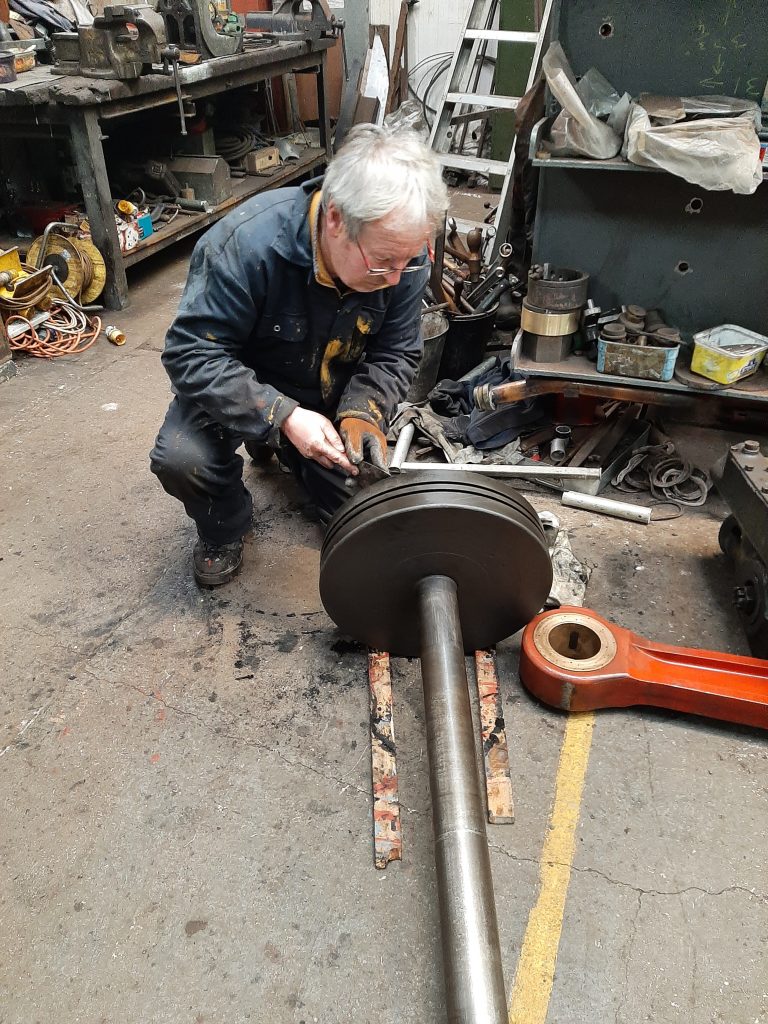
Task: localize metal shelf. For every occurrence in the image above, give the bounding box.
[122,147,325,268]
[515,351,768,406]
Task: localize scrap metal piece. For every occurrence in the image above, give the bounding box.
[368,650,402,870]
[474,649,514,825]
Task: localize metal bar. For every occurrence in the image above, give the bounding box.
[561,490,652,524]
[474,649,514,824]
[316,59,331,159]
[400,461,602,494]
[437,153,510,175]
[389,422,416,473]
[447,92,520,109]
[465,28,539,42]
[368,650,402,869]
[417,575,507,1024]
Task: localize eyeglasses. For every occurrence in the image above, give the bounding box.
[355,238,434,277]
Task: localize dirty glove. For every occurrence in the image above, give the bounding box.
[338,417,389,472]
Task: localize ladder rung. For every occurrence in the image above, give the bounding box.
[465,29,539,43]
[446,92,520,110]
[438,153,510,177]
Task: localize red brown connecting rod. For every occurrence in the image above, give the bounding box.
[520,607,768,730]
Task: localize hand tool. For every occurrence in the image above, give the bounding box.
[474,277,512,314]
[446,216,471,259]
[465,265,505,305]
[520,606,768,730]
[465,226,483,283]
[320,472,552,1024]
[429,225,459,314]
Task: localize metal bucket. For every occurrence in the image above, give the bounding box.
[437,304,498,382]
[408,310,449,403]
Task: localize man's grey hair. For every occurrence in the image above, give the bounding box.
[321,123,448,240]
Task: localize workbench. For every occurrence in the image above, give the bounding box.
[0,38,334,309]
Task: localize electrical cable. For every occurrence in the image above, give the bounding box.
[0,272,52,312]
[6,304,103,358]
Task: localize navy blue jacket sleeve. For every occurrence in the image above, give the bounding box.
[335,263,429,430]
[161,228,299,440]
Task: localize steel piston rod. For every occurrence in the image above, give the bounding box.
[417,574,507,1024]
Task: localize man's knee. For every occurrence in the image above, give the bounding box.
[150,427,213,493]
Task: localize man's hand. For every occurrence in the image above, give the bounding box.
[338,417,389,472]
[281,408,357,475]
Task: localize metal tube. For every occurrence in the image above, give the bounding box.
[389,422,415,473]
[458,355,497,383]
[417,575,507,1024]
[561,490,652,524]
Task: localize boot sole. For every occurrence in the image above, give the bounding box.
[194,552,244,588]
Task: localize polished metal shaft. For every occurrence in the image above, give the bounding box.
[417,575,507,1024]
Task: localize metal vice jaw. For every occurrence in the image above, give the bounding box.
[245,0,344,41]
[53,5,168,79]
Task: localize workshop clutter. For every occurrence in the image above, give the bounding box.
[390,346,714,526]
[0,229,107,359]
[423,215,519,380]
[539,42,764,195]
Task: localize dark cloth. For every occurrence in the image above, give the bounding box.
[428,357,546,450]
[160,178,429,440]
[150,396,349,544]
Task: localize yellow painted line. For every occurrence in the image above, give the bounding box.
[507,711,596,1024]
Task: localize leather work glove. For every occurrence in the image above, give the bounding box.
[338,417,389,472]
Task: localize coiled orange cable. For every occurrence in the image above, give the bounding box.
[7,305,103,358]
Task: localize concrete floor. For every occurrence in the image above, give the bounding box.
[1,243,766,1024]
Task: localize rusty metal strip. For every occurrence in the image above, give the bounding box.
[474,648,515,824]
[368,650,402,868]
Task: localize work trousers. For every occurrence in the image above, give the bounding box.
[150,396,350,544]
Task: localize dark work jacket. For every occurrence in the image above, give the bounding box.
[161,178,429,441]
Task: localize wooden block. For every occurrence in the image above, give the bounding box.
[245,146,281,175]
[474,649,515,824]
[368,650,402,869]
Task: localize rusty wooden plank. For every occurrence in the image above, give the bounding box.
[474,648,515,824]
[368,650,402,869]
[386,1,408,114]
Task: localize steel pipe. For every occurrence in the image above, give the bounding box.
[389,422,416,473]
[418,574,507,1024]
[561,490,652,524]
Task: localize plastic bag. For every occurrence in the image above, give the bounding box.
[541,42,622,159]
[639,93,762,129]
[383,99,429,140]
[576,66,621,118]
[625,104,763,195]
